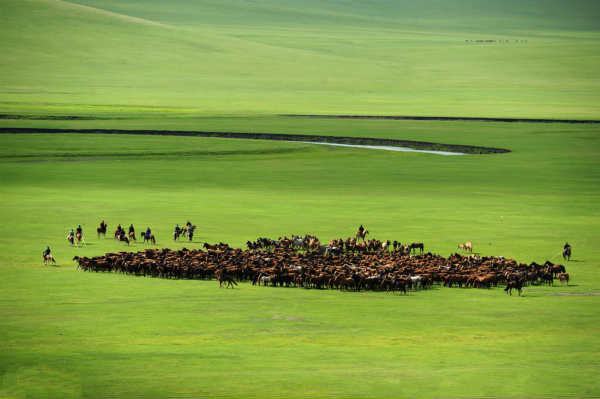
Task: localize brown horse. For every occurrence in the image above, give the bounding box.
[558,273,570,285]
[216,269,238,288]
[410,242,424,254]
[504,279,524,296]
[141,232,156,245]
[43,254,56,265]
[76,232,85,246]
[117,232,129,245]
[355,229,369,241]
[128,230,136,241]
[67,233,74,246]
[562,245,571,261]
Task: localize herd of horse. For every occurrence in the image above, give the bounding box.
[246,235,426,256]
[73,235,570,296]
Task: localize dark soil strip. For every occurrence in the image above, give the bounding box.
[0,128,510,154]
[282,114,600,124]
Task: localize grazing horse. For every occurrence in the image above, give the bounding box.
[458,241,473,252]
[355,229,369,241]
[558,273,570,285]
[562,244,571,261]
[97,221,107,238]
[141,232,156,245]
[410,242,424,254]
[43,254,56,265]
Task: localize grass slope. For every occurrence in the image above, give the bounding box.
[1,119,599,397]
[1,0,600,118]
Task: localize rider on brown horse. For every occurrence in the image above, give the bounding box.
[43,246,51,258]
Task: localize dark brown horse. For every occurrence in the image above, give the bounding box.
[97,221,107,238]
[409,242,424,254]
[216,269,238,288]
[504,279,524,296]
[562,244,571,261]
[117,231,130,245]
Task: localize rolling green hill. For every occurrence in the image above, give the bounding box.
[1,0,600,118]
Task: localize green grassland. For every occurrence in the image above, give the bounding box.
[2,0,600,397]
[1,123,599,398]
[2,0,600,118]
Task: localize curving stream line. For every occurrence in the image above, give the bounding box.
[290,141,464,155]
[0,128,509,154]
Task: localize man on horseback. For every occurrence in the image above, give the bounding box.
[43,246,51,258]
[175,224,181,235]
[129,224,135,234]
[76,225,82,235]
[358,224,364,235]
[146,226,152,238]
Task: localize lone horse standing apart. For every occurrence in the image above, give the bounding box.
[562,243,572,261]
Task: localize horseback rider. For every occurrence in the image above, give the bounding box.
[564,242,571,250]
[175,224,181,235]
[68,228,74,238]
[129,224,135,234]
[145,227,151,238]
[186,221,192,228]
[76,225,82,235]
[358,224,364,234]
[43,246,51,258]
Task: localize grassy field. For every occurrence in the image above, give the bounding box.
[2,0,600,118]
[1,122,599,398]
[2,0,600,397]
